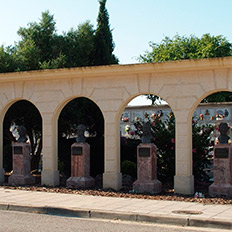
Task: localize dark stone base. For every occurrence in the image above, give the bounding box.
[209,183,232,197]
[66,176,95,188]
[8,174,35,185]
[133,179,162,194]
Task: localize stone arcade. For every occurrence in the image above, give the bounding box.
[1,57,232,194]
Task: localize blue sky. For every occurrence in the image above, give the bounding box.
[1,0,232,65]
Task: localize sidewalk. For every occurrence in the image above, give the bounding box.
[0,187,232,230]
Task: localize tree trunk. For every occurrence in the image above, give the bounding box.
[31,138,42,171]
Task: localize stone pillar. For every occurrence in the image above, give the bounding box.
[209,144,232,197]
[133,143,162,193]
[66,143,94,188]
[103,121,122,190]
[174,119,194,195]
[0,122,5,183]
[0,168,4,184]
[41,112,59,186]
[8,143,35,185]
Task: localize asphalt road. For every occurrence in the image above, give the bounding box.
[0,210,229,232]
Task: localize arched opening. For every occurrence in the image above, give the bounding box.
[191,91,232,194]
[3,100,42,182]
[120,94,175,192]
[58,97,104,187]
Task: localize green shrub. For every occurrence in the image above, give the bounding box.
[121,160,137,178]
[121,111,215,185]
[3,143,12,172]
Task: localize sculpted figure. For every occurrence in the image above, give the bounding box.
[141,122,152,144]
[76,124,86,143]
[17,125,27,143]
[218,122,230,144]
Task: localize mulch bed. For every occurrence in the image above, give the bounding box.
[2,173,232,205]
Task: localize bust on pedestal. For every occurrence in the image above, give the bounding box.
[66,124,95,188]
[133,120,162,194]
[8,126,35,185]
[209,122,232,197]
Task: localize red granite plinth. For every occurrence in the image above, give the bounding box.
[8,143,35,185]
[66,143,94,188]
[209,144,232,197]
[133,143,162,194]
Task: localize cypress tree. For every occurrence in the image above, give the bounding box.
[93,0,118,65]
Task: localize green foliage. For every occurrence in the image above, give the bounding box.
[17,11,56,62]
[146,95,163,105]
[192,121,214,183]
[62,21,95,67]
[3,100,42,170]
[0,6,118,72]
[139,34,232,63]
[93,0,118,65]
[133,112,175,183]
[39,52,66,69]
[121,160,137,178]
[58,160,65,173]
[3,143,12,172]
[13,11,60,71]
[0,46,17,72]
[58,97,104,177]
[122,111,215,184]
[58,97,104,137]
[121,137,140,164]
[15,39,40,70]
[202,91,232,103]
[140,35,232,104]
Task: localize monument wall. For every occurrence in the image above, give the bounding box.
[0,57,232,194]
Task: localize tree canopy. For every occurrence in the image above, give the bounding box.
[139,34,232,104]
[93,0,118,65]
[139,34,232,63]
[0,4,118,73]
[1,6,117,173]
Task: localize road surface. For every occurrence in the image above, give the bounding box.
[0,210,229,232]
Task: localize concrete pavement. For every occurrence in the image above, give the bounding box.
[0,187,232,230]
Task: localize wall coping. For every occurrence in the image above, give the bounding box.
[0,56,232,83]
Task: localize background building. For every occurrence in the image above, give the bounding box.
[121,102,232,138]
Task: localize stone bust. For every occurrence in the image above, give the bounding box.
[17,125,27,143]
[141,122,152,144]
[218,122,230,144]
[76,124,86,143]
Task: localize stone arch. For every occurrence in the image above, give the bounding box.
[0,98,42,183]
[52,95,105,161]
[188,88,231,122]
[0,98,42,125]
[118,92,176,188]
[117,93,175,123]
[188,88,232,190]
[52,95,105,185]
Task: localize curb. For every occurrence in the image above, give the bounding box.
[0,203,232,230]
[189,218,232,230]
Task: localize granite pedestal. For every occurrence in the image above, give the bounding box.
[66,143,94,188]
[209,144,232,197]
[133,143,162,194]
[8,143,35,185]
